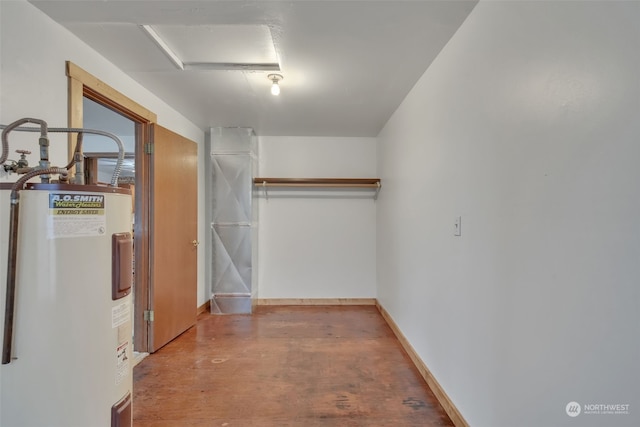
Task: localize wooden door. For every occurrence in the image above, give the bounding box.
[149,125,198,352]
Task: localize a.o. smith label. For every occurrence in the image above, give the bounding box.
[50,193,105,212]
[48,193,106,239]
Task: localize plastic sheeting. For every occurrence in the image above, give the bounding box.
[209,128,257,314]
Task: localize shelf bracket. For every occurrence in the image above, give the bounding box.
[262,180,268,201]
[374,181,381,200]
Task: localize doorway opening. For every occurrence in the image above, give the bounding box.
[83,98,141,359]
[67,61,156,353]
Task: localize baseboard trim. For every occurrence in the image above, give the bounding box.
[255,298,377,306]
[376,301,469,427]
[196,300,211,315]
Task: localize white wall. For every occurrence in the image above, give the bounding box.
[377,1,640,427]
[258,136,377,299]
[0,0,208,305]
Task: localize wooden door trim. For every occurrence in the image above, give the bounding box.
[67,62,156,121]
[66,61,155,352]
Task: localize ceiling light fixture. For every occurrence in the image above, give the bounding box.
[268,74,283,96]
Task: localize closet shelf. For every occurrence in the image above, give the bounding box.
[253,178,382,199]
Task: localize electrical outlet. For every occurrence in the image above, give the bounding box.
[454,216,461,236]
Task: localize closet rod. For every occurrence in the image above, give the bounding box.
[253,178,381,187]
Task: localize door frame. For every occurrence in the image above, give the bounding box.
[66,61,156,352]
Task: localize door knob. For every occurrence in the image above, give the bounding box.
[192,240,200,247]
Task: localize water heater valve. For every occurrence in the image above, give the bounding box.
[15,149,31,169]
[2,149,31,174]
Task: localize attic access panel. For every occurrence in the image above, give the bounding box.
[150,24,279,69]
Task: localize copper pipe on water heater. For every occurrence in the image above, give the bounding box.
[63,131,83,170]
[2,197,21,364]
[63,132,85,185]
[2,167,68,364]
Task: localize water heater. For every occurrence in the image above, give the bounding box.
[1,183,133,426]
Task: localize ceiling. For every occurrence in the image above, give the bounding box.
[29,0,478,137]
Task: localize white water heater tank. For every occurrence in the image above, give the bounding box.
[1,184,133,427]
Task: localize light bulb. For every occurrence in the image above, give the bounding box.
[271,81,280,96]
[267,74,283,96]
